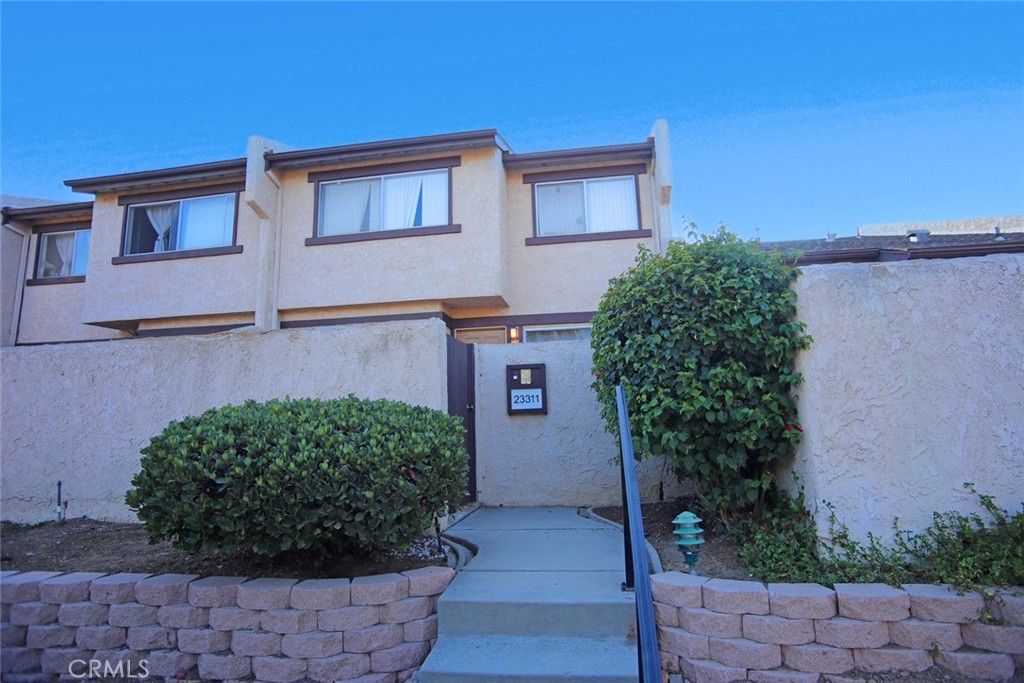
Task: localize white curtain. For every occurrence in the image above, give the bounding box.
[382,174,423,230]
[71,231,90,275]
[320,179,379,234]
[52,233,75,276]
[536,182,585,235]
[146,204,177,252]
[419,171,448,227]
[586,177,638,232]
[179,195,233,249]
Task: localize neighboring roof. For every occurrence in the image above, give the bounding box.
[2,201,93,226]
[858,215,1024,236]
[763,232,1024,265]
[265,129,512,172]
[0,195,65,210]
[65,158,247,195]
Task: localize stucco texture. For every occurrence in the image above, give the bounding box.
[1,319,449,523]
[81,194,259,327]
[784,254,1024,544]
[473,340,685,507]
[276,148,507,314]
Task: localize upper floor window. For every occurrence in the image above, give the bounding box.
[318,169,448,236]
[536,176,638,236]
[306,157,461,246]
[37,229,90,278]
[124,193,236,255]
[523,163,650,246]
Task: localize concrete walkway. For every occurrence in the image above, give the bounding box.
[417,507,640,683]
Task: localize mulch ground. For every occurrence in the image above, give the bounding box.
[0,518,447,579]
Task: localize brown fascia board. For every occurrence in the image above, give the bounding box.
[2,201,94,225]
[265,129,512,172]
[502,141,655,170]
[907,241,1024,260]
[64,158,247,195]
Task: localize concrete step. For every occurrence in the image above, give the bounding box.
[438,570,636,637]
[416,635,640,683]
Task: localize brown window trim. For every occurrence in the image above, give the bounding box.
[310,157,460,240]
[119,190,241,258]
[112,245,243,265]
[306,224,462,247]
[525,167,645,243]
[32,226,91,281]
[32,222,91,235]
[307,156,461,184]
[526,229,652,246]
[116,182,245,206]
[522,163,648,185]
[25,275,86,286]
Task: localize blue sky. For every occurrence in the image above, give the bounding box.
[2,2,1021,242]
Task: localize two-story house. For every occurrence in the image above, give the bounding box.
[2,122,672,346]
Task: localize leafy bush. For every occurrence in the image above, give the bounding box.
[591,228,811,517]
[126,396,467,559]
[736,484,1024,589]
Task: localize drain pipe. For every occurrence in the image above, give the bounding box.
[56,480,63,522]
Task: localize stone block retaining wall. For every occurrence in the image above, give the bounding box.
[0,567,454,682]
[652,572,1024,683]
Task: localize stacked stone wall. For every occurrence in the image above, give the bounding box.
[0,567,454,682]
[653,572,1024,682]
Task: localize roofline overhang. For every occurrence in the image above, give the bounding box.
[265,129,512,172]
[502,141,655,170]
[2,201,94,226]
[65,158,247,195]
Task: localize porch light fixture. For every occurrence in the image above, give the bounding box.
[508,326,521,343]
[672,511,705,574]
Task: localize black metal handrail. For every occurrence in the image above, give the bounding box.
[615,385,662,683]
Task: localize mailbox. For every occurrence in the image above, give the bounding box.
[506,363,547,415]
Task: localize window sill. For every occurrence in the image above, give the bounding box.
[112,245,243,265]
[525,229,651,246]
[306,224,462,246]
[25,275,86,286]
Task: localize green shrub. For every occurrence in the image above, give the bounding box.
[125,396,467,559]
[736,484,1024,589]
[591,227,811,517]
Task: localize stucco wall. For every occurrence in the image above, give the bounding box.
[276,148,507,314]
[18,280,127,344]
[783,254,1024,544]
[80,193,259,327]
[0,319,449,523]
[473,340,686,507]
[502,166,653,316]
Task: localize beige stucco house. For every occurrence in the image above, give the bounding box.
[2,123,672,347]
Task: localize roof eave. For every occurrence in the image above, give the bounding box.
[265,129,510,172]
[65,158,247,195]
[2,201,94,225]
[502,141,655,170]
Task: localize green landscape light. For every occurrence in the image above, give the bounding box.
[672,511,705,575]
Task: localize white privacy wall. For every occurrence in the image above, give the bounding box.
[473,340,687,507]
[0,319,449,523]
[783,254,1024,544]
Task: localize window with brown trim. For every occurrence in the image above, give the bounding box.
[113,183,243,264]
[31,227,91,283]
[524,164,649,245]
[308,157,461,245]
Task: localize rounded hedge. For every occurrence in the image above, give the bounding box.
[125,396,468,559]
